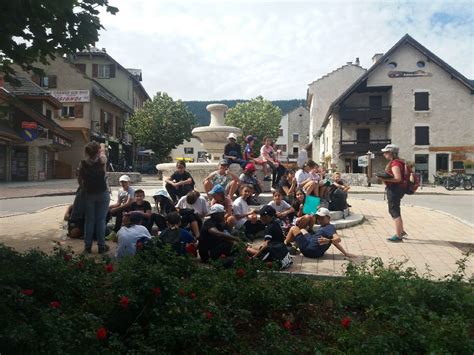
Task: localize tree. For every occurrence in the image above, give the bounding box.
[0,0,118,79]
[127,92,197,162]
[224,96,282,147]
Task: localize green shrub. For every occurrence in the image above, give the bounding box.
[0,244,472,354]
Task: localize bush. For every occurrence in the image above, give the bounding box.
[0,244,472,354]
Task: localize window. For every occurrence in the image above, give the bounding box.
[45,109,52,119]
[417,61,425,68]
[275,144,287,152]
[100,110,114,134]
[415,126,430,145]
[184,147,194,154]
[75,63,86,74]
[414,92,430,111]
[62,106,75,118]
[292,133,299,142]
[387,62,397,69]
[279,128,284,137]
[98,64,111,78]
[452,161,464,170]
[93,64,115,78]
[436,153,449,172]
[293,147,299,155]
[34,75,57,88]
[415,154,429,181]
[356,129,370,142]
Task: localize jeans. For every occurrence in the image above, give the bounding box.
[84,190,110,249]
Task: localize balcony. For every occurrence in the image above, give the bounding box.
[340,106,391,123]
[340,139,391,154]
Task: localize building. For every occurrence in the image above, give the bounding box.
[275,106,311,162]
[0,75,73,181]
[170,137,207,162]
[309,34,474,182]
[15,56,135,177]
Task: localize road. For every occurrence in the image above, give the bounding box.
[350,194,474,225]
[0,193,473,226]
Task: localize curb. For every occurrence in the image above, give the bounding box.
[0,191,76,200]
[0,203,69,218]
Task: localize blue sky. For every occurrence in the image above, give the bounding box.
[97,0,474,100]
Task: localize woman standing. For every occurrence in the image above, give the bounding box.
[77,142,110,253]
[378,144,407,242]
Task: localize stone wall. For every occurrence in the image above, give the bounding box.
[340,173,368,186]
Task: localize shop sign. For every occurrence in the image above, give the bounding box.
[21,122,38,141]
[21,121,38,129]
[358,155,368,167]
[388,70,432,78]
[49,90,90,102]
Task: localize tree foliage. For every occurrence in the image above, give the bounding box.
[127,92,197,162]
[0,0,118,79]
[224,96,282,147]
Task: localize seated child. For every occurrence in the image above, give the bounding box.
[247,234,293,269]
[164,160,195,203]
[258,205,284,243]
[159,212,196,256]
[267,191,294,223]
[115,213,151,261]
[176,190,208,238]
[129,189,152,231]
[243,211,265,241]
[285,208,354,259]
[278,169,297,203]
[208,184,236,230]
[239,163,263,204]
[291,189,316,230]
[64,204,84,239]
[149,190,176,232]
[203,159,239,198]
[109,175,135,232]
[232,185,255,230]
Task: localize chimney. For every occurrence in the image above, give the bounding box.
[346,61,352,65]
[355,57,360,66]
[372,53,384,64]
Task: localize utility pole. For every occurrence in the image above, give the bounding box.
[367,150,372,187]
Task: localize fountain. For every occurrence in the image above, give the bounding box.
[156,104,242,191]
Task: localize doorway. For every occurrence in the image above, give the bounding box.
[415,154,429,182]
[436,153,449,172]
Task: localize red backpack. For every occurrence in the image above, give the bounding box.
[397,159,420,195]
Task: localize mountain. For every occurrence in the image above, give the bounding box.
[183,99,306,126]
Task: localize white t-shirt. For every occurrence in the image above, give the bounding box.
[268,200,292,213]
[232,196,250,229]
[116,224,151,260]
[176,195,209,217]
[295,170,310,187]
[117,186,135,205]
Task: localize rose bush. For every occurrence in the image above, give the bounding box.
[0,243,472,353]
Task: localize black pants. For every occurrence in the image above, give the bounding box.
[267,161,286,187]
[386,185,405,219]
[149,213,167,231]
[112,209,129,232]
[165,183,194,202]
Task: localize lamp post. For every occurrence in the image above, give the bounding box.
[367,150,372,187]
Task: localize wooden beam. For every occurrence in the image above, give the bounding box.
[428,146,474,152]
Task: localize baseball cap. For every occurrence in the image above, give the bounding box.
[227,132,238,140]
[209,204,225,215]
[263,234,273,241]
[315,207,331,217]
[259,205,276,217]
[381,144,399,153]
[119,175,130,182]
[245,135,255,143]
[219,159,229,166]
[244,163,256,172]
[152,189,170,198]
[209,184,225,195]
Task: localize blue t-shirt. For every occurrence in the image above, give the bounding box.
[296,224,336,258]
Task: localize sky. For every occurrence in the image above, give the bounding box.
[97,0,474,101]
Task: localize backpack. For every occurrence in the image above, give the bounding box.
[329,189,347,211]
[160,228,184,254]
[396,159,420,195]
[80,160,106,194]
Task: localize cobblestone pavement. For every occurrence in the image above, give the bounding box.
[0,198,471,280]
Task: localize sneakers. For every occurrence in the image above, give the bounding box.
[105,231,116,241]
[401,231,408,239]
[263,176,272,181]
[387,235,403,242]
[287,245,299,255]
[98,244,110,254]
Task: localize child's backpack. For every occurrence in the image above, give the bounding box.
[329,189,347,211]
[159,228,184,254]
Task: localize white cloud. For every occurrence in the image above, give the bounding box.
[97,0,474,100]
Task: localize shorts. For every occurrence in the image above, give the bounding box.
[295,234,325,258]
[386,185,405,219]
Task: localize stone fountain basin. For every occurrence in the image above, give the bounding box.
[192,126,242,142]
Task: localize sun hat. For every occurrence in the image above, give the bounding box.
[209,184,225,195]
[381,144,399,153]
[315,207,331,217]
[152,189,170,198]
[219,159,229,166]
[227,132,238,140]
[244,163,256,172]
[119,175,131,182]
[259,205,276,217]
[208,204,225,215]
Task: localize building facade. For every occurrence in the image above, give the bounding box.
[275,106,311,162]
[309,35,474,182]
[0,76,73,181]
[169,137,207,162]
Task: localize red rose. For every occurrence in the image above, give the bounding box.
[50,301,61,309]
[119,296,129,309]
[236,268,246,278]
[178,288,186,296]
[341,316,352,329]
[63,254,72,262]
[189,292,196,299]
[185,243,197,256]
[21,289,33,296]
[267,261,273,269]
[77,261,85,269]
[105,264,114,273]
[96,327,107,340]
[283,320,293,330]
[206,311,213,320]
[152,287,161,296]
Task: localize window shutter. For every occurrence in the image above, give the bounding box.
[100,109,105,132]
[92,64,98,78]
[74,103,84,118]
[75,63,86,74]
[414,92,429,111]
[48,75,57,88]
[109,64,116,78]
[31,75,40,85]
[415,127,430,145]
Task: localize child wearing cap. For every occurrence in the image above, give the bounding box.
[285,208,354,259]
[239,162,263,204]
[198,204,240,263]
[164,160,195,203]
[259,205,285,244]
[208,184,236,230]
[109,175,135,232]
[243,135,270,179]
[115,212,151,261]
[203,159,239,198]
[223,133,246,168]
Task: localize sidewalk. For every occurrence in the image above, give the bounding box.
[0,199,471,280]
[1,175,473,199]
